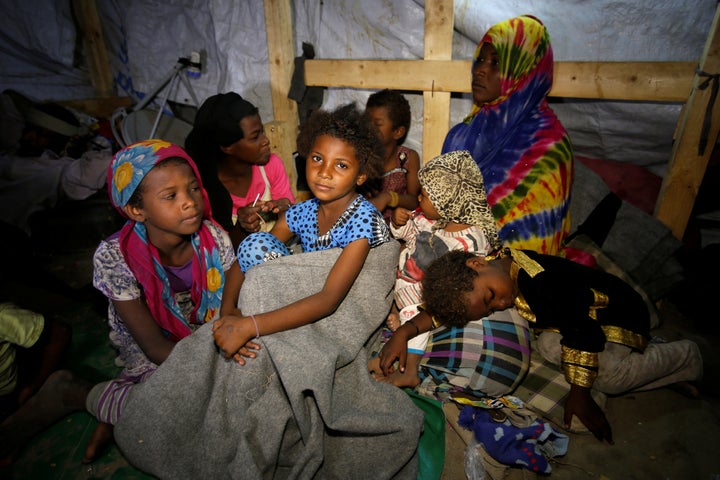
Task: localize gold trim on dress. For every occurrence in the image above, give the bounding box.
[588,288,609,320]
[602,325,648,351]
[563,364,598,388]
[513,290,536,324]
[562,345,599,387]
[510,249,544,278]
[561,345,599,367]
[507,250,538,323]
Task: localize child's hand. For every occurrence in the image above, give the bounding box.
[391,207,413,227]
[212,316,261,364]
[377,328,411,376]
[236,204,264,233]
[564,384,614,444]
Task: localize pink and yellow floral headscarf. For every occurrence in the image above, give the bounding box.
[108,139,225,341]
[442,16,573,255]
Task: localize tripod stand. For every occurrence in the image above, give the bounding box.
[111,54,203,147]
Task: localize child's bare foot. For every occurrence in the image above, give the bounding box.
[386,312,401,331]
[0,370,91,466]
[82,422,114,464]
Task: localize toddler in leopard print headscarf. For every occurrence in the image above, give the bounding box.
[368,150,504,388]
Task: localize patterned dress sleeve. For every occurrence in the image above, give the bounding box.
[335,197,391,248]
[92,237,142,301]
[205,221,236,272]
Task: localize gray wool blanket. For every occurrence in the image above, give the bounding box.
[114,241,424,479]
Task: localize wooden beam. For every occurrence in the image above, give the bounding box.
[263,0,299,194]
[305,59,695,102]
[655,4,720,239]
[72,0,114,97]
[422,0,454,162]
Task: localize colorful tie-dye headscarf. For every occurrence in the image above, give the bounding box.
[442,15,573,255]
[108,139,225,341]
[418,150,502,250]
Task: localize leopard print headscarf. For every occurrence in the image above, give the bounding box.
[418,150,502,249]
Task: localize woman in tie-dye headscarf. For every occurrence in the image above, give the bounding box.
[83,139,241,462]
[442,15,573,256]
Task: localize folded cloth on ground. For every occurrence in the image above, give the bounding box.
[114,241,424,479]
[458,405,569,474]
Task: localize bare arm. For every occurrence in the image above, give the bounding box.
[112,298,177,365]
[213,239,371,359]
[401,148,421,201]
[378,310,433,375]
[564,384,614,444]
[220,261,244,317]
[267,211,294,243]
[369,149,421,212]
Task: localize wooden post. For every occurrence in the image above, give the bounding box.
[422,0,454,162]
[72,0,114,98]
[263,0,300,195]
[655,4,720,239]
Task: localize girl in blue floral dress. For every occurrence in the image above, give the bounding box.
[213,104,392,362]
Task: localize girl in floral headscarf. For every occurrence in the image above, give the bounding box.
[442,15,574,255]
[84,139,242,462]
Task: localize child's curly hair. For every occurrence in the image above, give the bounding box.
[365,89,411,144]
[421,250,480,328]
[296,103,385,180]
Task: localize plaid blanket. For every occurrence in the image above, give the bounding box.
[419,308,531,398]
[513,348,607,431]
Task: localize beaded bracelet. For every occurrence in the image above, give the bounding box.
[249,314,260,339]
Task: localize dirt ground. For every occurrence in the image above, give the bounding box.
[441,299,720,480]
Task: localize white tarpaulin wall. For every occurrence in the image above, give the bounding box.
[0,0,715,177]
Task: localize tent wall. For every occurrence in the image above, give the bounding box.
[2,0,718,240]
[301,1,719,240]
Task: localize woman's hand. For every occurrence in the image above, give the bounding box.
[212,315,261,365]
